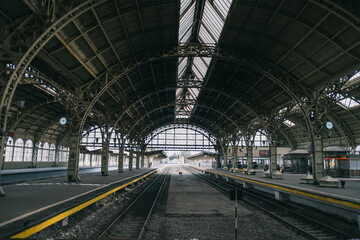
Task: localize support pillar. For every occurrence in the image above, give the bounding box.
[223,148,228,171]
[141,150,145,168]
[313,135,324,183]
[270,143,277,175]
[31,141,39,168]
[145,155,150,168]
[232,146,239,172]
[270,143,283,179]
[118,146,124,173]
[0,71,10,195]
[0,135,6,196]
[247,146,253,173]
[136,153,140,169]
[217,152,221,168]
[129,149,133,171]
[101,141,109,176]
[54,145,60,167]
[67,133,80,182]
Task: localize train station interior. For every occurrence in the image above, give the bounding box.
[1,0,360,239]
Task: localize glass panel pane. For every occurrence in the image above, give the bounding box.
[179,1,195,43]
[176,0,233,120]
[213,0,232,19]
[24,147,32,162]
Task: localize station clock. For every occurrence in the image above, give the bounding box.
[325,121,333,130]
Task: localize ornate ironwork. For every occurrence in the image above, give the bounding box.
[177,43,218,57]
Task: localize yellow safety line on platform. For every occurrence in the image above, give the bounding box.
[190,166,360,211]
[10,169,158,239]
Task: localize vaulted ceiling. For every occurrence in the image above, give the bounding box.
[1,0,360,148]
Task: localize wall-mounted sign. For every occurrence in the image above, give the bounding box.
[259,150,270,157]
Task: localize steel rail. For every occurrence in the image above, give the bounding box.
[137,169,169,239]
[184,167,351,240]
[97,168,169,239]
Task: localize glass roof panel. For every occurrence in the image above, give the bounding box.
[201,1,224,42]
[188,87,200,99]
[213,0,232,19]
[192,63,203,79]
[337,97,360,109]
[178,57,188,77]
[179,1,195,43]
[176,0,233,121]
[181,28,193,44]
[180,0,192,16]
[202,57,212,66]
[192,57,209,78]
[199,24,215,43]
[343,71,360,89]
[176,88,183,98]
[176,114,190,119]
[349,71,360,81]
[283,119,295,127]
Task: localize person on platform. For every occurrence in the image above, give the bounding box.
[264,163,269,171]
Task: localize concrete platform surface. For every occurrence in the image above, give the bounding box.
[166,166,233,215]
[0,168,152,237]
[209,168,360,201]
[0,166,120,184]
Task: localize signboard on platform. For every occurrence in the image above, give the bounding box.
[259,150,270,157]
[307,145,313,154]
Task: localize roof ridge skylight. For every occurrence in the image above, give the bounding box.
[175,0,233,121]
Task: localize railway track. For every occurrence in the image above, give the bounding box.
[97,168,170,239]
[184,166,351,240]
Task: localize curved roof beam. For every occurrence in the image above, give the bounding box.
[145,122,218,142]
[3,48,308,145]
[144,123,218,147]
[139,115,227,145]
[37,119,58,142]
[94,63,304,140]
[109,86,267,138]
[278,128,297,150]
[327,111,355,147]
[0,0,105,134]
[8,99,60,132]
[3,47,307,144]
[126,103,241,137]
[7,0,352,141]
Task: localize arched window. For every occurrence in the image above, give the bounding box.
[5,137,14,162]
[37,142,43,162]
[49,143,56,162]
[254,131,269,146]
[24,140,33,162]
[355,145,360,155]
[42,142,50,162]
[13,138,24,162]
[81,126,103,151]
[59,146,69,162]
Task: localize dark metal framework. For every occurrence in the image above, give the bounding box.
[145,123,217,151]
[0,0,360,183]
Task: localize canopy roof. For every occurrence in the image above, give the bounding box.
[1,0,360,149]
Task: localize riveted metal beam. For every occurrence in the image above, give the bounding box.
[143,122,219,147]
[126,103,241,139]
[8,99,60,132]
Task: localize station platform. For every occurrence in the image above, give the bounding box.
[0,168,155,238]
[0,166,119,184]
[206,168,360,200]
[190,166,360,229]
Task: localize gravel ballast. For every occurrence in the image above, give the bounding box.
[32,167,309,239]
